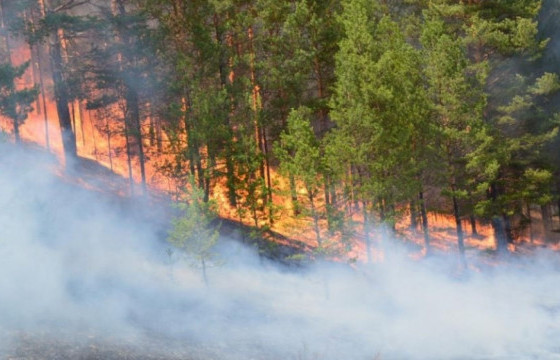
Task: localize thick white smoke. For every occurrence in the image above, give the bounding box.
[1,143,560,359]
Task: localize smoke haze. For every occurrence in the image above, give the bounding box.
[1,144,560,359]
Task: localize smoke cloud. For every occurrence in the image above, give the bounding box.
[1,143,560,359]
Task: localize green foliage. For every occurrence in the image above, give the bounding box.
[168,179,220,284]
[276,107,323,192]
[0,62,39,140]
[276,106,325,246]
[329,0,429,226]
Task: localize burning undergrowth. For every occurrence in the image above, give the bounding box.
[1,144,560,360]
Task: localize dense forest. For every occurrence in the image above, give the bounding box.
[1,0,560,263]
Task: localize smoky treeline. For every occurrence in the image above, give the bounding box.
[1,0,560,259]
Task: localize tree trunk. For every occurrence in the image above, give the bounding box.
[89,109,98,160]
[126,86,147,195]
[541,204,551,235]
[247,26,266,188]
[225,154,237,206]
[262,125,273,225]
[419,191,430,254]
[71,100,76,134]
[362,200,371,263]
[123,117,135,196]
[409,200,418,230]
[290,174,299,216]
[105,112,113,171]
[309,191,321,248]
[451,192,466,264]
[488,183,507,252]
[49,29,77,160]
[469,213,478,236]
[35,42,50,150]
[503,213,513,244]
[78,102,85,147]
[527,202,534,243]
[390,204,396,233]
[324,174,333,232]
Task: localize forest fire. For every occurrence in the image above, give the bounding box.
[2,0,560,359]
[4,28,560,266]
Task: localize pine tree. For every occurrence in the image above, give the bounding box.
[168,178,220,286]
[276,106,324,248]
[329,0,429,256]
[421,10,488,260]
[0,62,39,143]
